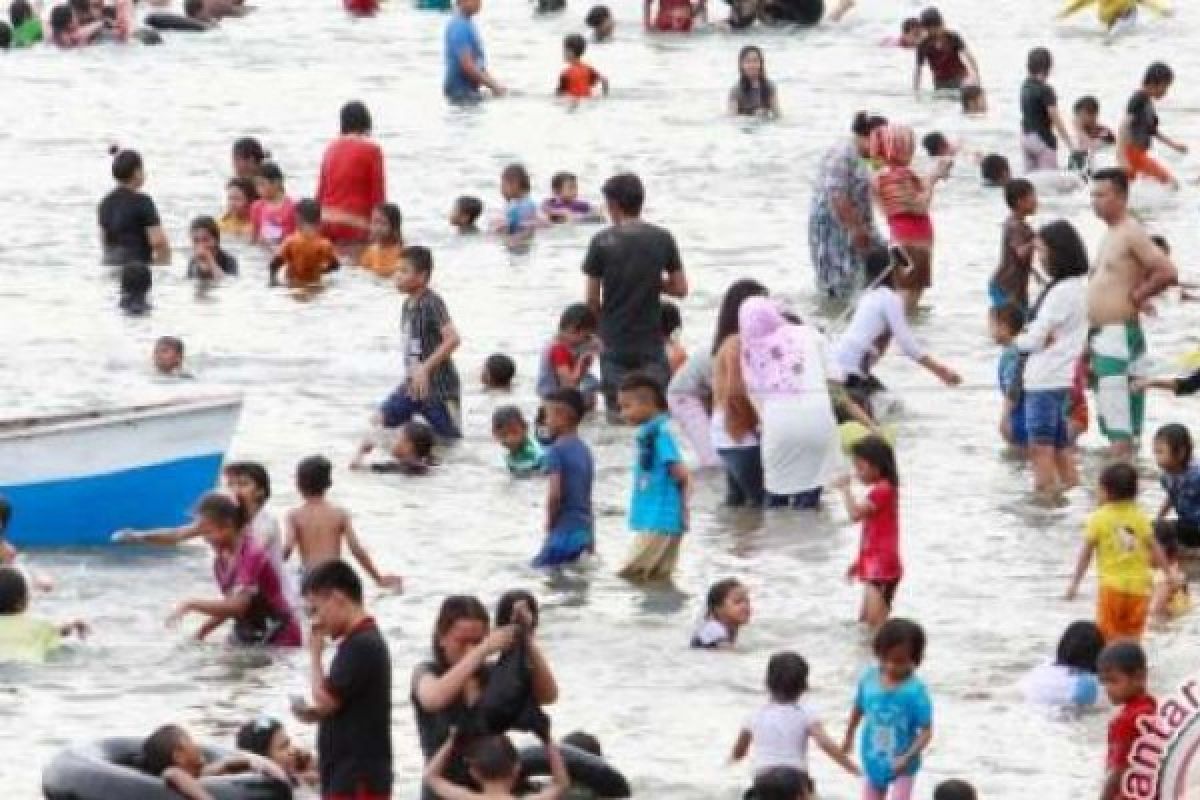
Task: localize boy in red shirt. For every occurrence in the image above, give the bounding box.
[556,34,608,99]
[1098,641,1156,800]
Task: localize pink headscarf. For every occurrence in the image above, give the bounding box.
[739,297,807,395]
[872,123,915,168]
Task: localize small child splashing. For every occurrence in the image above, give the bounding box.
[359,203,404,278]
[353,420,436,475]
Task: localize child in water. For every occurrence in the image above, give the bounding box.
[9,0,44,47]
[536,303,600,408]
[235,716,318,790]
[492,406,544,476]
[691,577,750,649]
[980,154,1012,188]
[352,420,436,475]
[359,203,404,278]
[153,335,191,378]
[0,567,87,663]
[269,200,339,288]
[219,178,255,237]
[880,17,921,48]
[142,724,286,800]
[1152,423,1200,550]
[556,34,608,100]
[450,195,483,234]
[482,353,516,391]
[731,651,860,780]
[495,164,539,242]
[283,456,404,590]
[1097,642,1158,800]
[425,731,569,800]
[251,162,296,246]
[842,618,933,800]
[585,4,613,40]
[728,46,780,119]
[834,436,902,631]
[989,178,1037,314]
[1069,96,1115,176]
[542,173,599,224]
[990,304,1028,454]
[535,389,595,568]
[1020,619,1104,709]
[188,216,238,281]
[1118,62,1186,190]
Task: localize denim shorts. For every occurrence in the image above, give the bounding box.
[1024,388,1070,448]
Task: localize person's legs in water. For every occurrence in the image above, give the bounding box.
[1025,389,1071,494]
[718,446,764,507]
[668,392,720,467]
[601,350,670,421]
[1090,322,1147,460]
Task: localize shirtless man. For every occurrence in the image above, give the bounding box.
[1087,168,1177,459]
[282,455,403,591]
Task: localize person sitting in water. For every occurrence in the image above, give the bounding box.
[187,216,238,281]
[251,162,297,247]
[482,353,516,391]
[1021,619,1104,709]
[219,178,255,238]
[492,406,544,476]
[235,717,318,791]
[644,0,702,33]
[352,420,437,475]
[691,578,750,649]
[359,203,405,278]
[542,173,599,224]
[585,4,613,40]
[0,567,87,663]
[728,46,780,119]
[269,200,340,289]
[450,195,483,234]
[153,335,192,378]
[425,731,569,800]
[913,7,980,93]
[10,0,43,46]
[556,34,608,100]
[141,724,286,800]
[493,163,540,242]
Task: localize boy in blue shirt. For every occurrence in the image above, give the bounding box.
[615,373,690,583]
[534,389,594,568]
[989,304,1028,455]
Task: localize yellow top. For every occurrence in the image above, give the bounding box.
[1085,502,1154,596]
[1058,0,1171,26]
[0,615,61,663]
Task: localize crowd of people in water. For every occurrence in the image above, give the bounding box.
[4,0,1200,798]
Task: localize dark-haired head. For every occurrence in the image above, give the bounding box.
[921,132,948,158]
[1004,178,1035,212]
[10,0,33,26]
[375,202,403,243]
[559,302,597,334]
[738,45,767,88]
[546,387,586,425]
[501,163,531,194]
[483,353,516,390]
[111,148,144,184]
[1055,620,1105,673]
[258,162,284,186]
[851,435,899,487]
[1027,46,1052,77]
[918,6,942,29]
[585,3,610,27]
[302,558,364,605]
[1092,167,1129,197]
[1144,61,1174,89]
[766,651,809,703]
[465,734,520,782]
[1074,95,1099,115]
[980,154,1011,187]
[432,594,490,665]
[551,172,577,194]
[190,215,221,244]
[402,420,436,461]
[0,566,29,615]
[1099,462,1138,503]
[495,588,538,628]
[235,717,282,759]
[401,245,434,279]
[711,279,768,354]
[223,461,271,504]
[601,172,645,217]
[746,766,813,800]
[296,455,333,497]
[454,195,483,225]
[1097,641,1147,677]
[193,491,248,532]
[618,371,667,411]
[564,32,586,58]
[933,780,978,800]
[852,111,888,139]
[863,246,896,290]
[141,725,188,777]
[232,137,266,167]
[705,578,744,619]
[491,405,528,434]
[1036,219,1088,283]
[295,199,321,228]
[48,4,71,34]
[901,16,919,33]
[873,617,926,665]
[340,101,372,135]
[1154,423,1193,471]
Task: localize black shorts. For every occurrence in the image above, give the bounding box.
[1155,518,1200,555]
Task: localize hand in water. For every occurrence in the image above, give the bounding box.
[166,604,188,629]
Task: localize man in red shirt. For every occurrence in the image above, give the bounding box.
[316,101,386,249]
[1098,641,1157,800]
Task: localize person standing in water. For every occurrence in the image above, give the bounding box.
[98,148,170,268]
[1087,169,1177,461]
[1019,47,1074,173]
[316,101,386,250]
[444,0,505,104]
[728,46,780,118]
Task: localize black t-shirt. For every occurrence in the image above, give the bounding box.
[412,660,490,800]
[1127,89,1159,150]
[97,186,161,267]
[916,32,967,88]
[581,220,682,356]
[1020,77,1058,148]
[318,618,393,795]
[186,248,238,279]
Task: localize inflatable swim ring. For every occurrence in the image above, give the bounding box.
[144,12,211,31]
[838,421,896,455]
[760,0,823,26]
[43,738,292,800]
[520,743,631,798]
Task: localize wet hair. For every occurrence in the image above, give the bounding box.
[863,246,896,290]
[990,303,1025,334]
[156,335,184,358]
[501,163,531,194]
[432,594,490,664]
[851,435,899,486]
[340,101,372,135]
[294,199,320,228]
[111,148,143,183]
[901,16,919,33]
[232,137,267,167]
[1097,641,1147,676]
[1144,61,1174,88]
[401,245,434,278]
[1099,462,1138,502]
[1054,620,1105,673]
[766,651,808,703]
[296,455,333,496]
[737,45,769,99]
[491,405,528,433]
[921,132,948,157]
[584,4,610,27]
[48,4,71,34]
[545,388,586,425]
[934,780,978,800]
[465,734,519,781]
[402,420,436,461]
[194,491,248,531]
[705,578,744,619]
[483,353,515,389]
[258,162,284,186]
[748,766,813,800]
[302,559,364,605]
[1027,47,1052,76]
[559,302,597,333]
[618,372,667,411]
[226,177,256,204]
[454,195,483,225]
[551,172,577,194]
[960,85,984,111]
[495,588,539,628]
[1004,178,1035,211]
[142,725,188,777]
[601,172,645,216]
[1036,219,1089,283]
[980,154,1011,187]
[1092,167,1129,196]
[235,717,282,758]
[1150,234,1170,255]
[10,0,33,26]
[223,461,271,502]
[375,202,403,243]
[562,731,601,756]
[564,32,586,58]
[189,215,221,244]
[660,301,682,338]
[1074,95,1099,115]
[873,617,926,665]
[918,6,942,28]
[0,495,11,532]
[1154,423,1193,470]
[0,566,29,614]
[711,279,769,354]
[852,111,888,138]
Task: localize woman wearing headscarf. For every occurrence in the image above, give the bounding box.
[808,112,888,301]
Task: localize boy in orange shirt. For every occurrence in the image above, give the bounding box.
[269,200,340,288]
[556,34,608,99]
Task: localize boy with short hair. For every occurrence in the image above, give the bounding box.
[989,304,1028,454]
[426,732,568,800]
[933,780,977,800]
[989,178,1038,313]
[585,4,613,40]
[294,560,393,800]
[142,723,285,800]
[283,455,403,590]
[269,199,340,288]
[1065,462,1168,642]
[535,389,594,568]
[450,195,483,234]
[615,373,690,583]
[556,33,608,100]
[153,335,189,378]
[537,302,601,408]
[980,154,1012,188]
[492,406,544,477]
[543,172,599,223]
[482,353,516,390]
[1119,62,1187,190]
[1097,641,1157,800]
[1070,95,1116,176]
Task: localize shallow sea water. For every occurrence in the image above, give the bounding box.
[3,0,1200,797]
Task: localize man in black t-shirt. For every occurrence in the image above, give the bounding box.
[295,560,393,800]
[582,172,688,415]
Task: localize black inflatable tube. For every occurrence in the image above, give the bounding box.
[763,0,823,25]
[519,743,631,798]
[144,12,211,31]
[42,737,292,800]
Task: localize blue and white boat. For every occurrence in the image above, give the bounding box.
[0,395,243,548]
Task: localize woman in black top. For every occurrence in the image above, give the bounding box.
[97,148,170,267]
[411,594,558,799]
[727,46,780,118]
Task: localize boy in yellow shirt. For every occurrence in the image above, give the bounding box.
[1066,463,1169,642]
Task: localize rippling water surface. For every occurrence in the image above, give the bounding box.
[4,0,1200,797]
